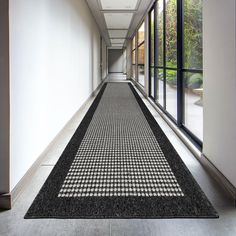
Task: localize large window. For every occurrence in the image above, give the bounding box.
[149,0,203,146]
[183,0,203,140]
[149,9,155,98]
[137,22,145,87]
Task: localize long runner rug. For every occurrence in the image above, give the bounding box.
[25,83,218,218]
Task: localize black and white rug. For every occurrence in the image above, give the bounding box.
[25,83,218,219]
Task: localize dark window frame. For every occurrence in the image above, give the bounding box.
[148,0,203,148]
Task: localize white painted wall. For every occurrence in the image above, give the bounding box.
[9,0,103,190]
[203,0,236,188]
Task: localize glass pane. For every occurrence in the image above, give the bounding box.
[138,65,145,87]
[184,0,203,69]
[138,43,145,64]
[166,0,177,68]
[138,22,145,45]
[166,69,177,119]
[132,50,136,65]
[150,10,155,66]
[132,65,136,78]
[156,68,164,106]
[157,0,164,66]
[150,67,154,97]
[184,72,203,140]
[132,36,136,50]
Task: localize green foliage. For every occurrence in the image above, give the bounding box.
[184,0,203,69]
[166,70,177,85]
[151,0,203,70]
[187,73,203,89]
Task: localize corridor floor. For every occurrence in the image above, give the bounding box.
[0,75,235,235]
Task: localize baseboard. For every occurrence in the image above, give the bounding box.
[0,193,11,210]
[9,77,107,209]
[200,154,236,205]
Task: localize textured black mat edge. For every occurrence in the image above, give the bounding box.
[24,82,219,219]
[24,83,108,219]
[128,83,218,218]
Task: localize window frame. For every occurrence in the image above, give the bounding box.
[148,0,203,148]
[131,36,136,79]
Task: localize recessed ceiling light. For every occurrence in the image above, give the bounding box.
[109,30,128,38]
[104,13,133,29]
[100,0,138,10]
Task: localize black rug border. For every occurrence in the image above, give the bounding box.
[25,82,218,219]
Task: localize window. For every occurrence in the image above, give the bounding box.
[132,36,136,78]
[149,9,155,98]
[148,0,203,146]
[137,22,145,87]
[156,0,164,106]
[183,0,203,140]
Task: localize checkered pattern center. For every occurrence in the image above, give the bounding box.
[58,83,184,198]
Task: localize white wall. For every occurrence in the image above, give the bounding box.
[0,0,10,194]
[203,0,236,188]
[9,0,103,190]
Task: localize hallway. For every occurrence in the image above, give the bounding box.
[0,75,235,235]
[1,0,236,235]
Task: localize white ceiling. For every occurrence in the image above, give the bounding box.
[86,0,154,48]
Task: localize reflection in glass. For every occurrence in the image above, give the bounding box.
[138,65,145,87]
[184,72,203,139]
[150,67,154,97]
[132,36,136,50]
[138,23,145,45]
[138,43,145,65]
[166,70,177,119]
[156,68,164,106]
[132,65,136,78]
[138,41,145,86]
[132,50,136,65]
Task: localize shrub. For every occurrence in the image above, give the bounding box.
[187,73,203,89]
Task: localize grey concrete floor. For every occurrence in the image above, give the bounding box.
[0,75,236,236]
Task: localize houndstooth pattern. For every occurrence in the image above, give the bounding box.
[58,83,184,197]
